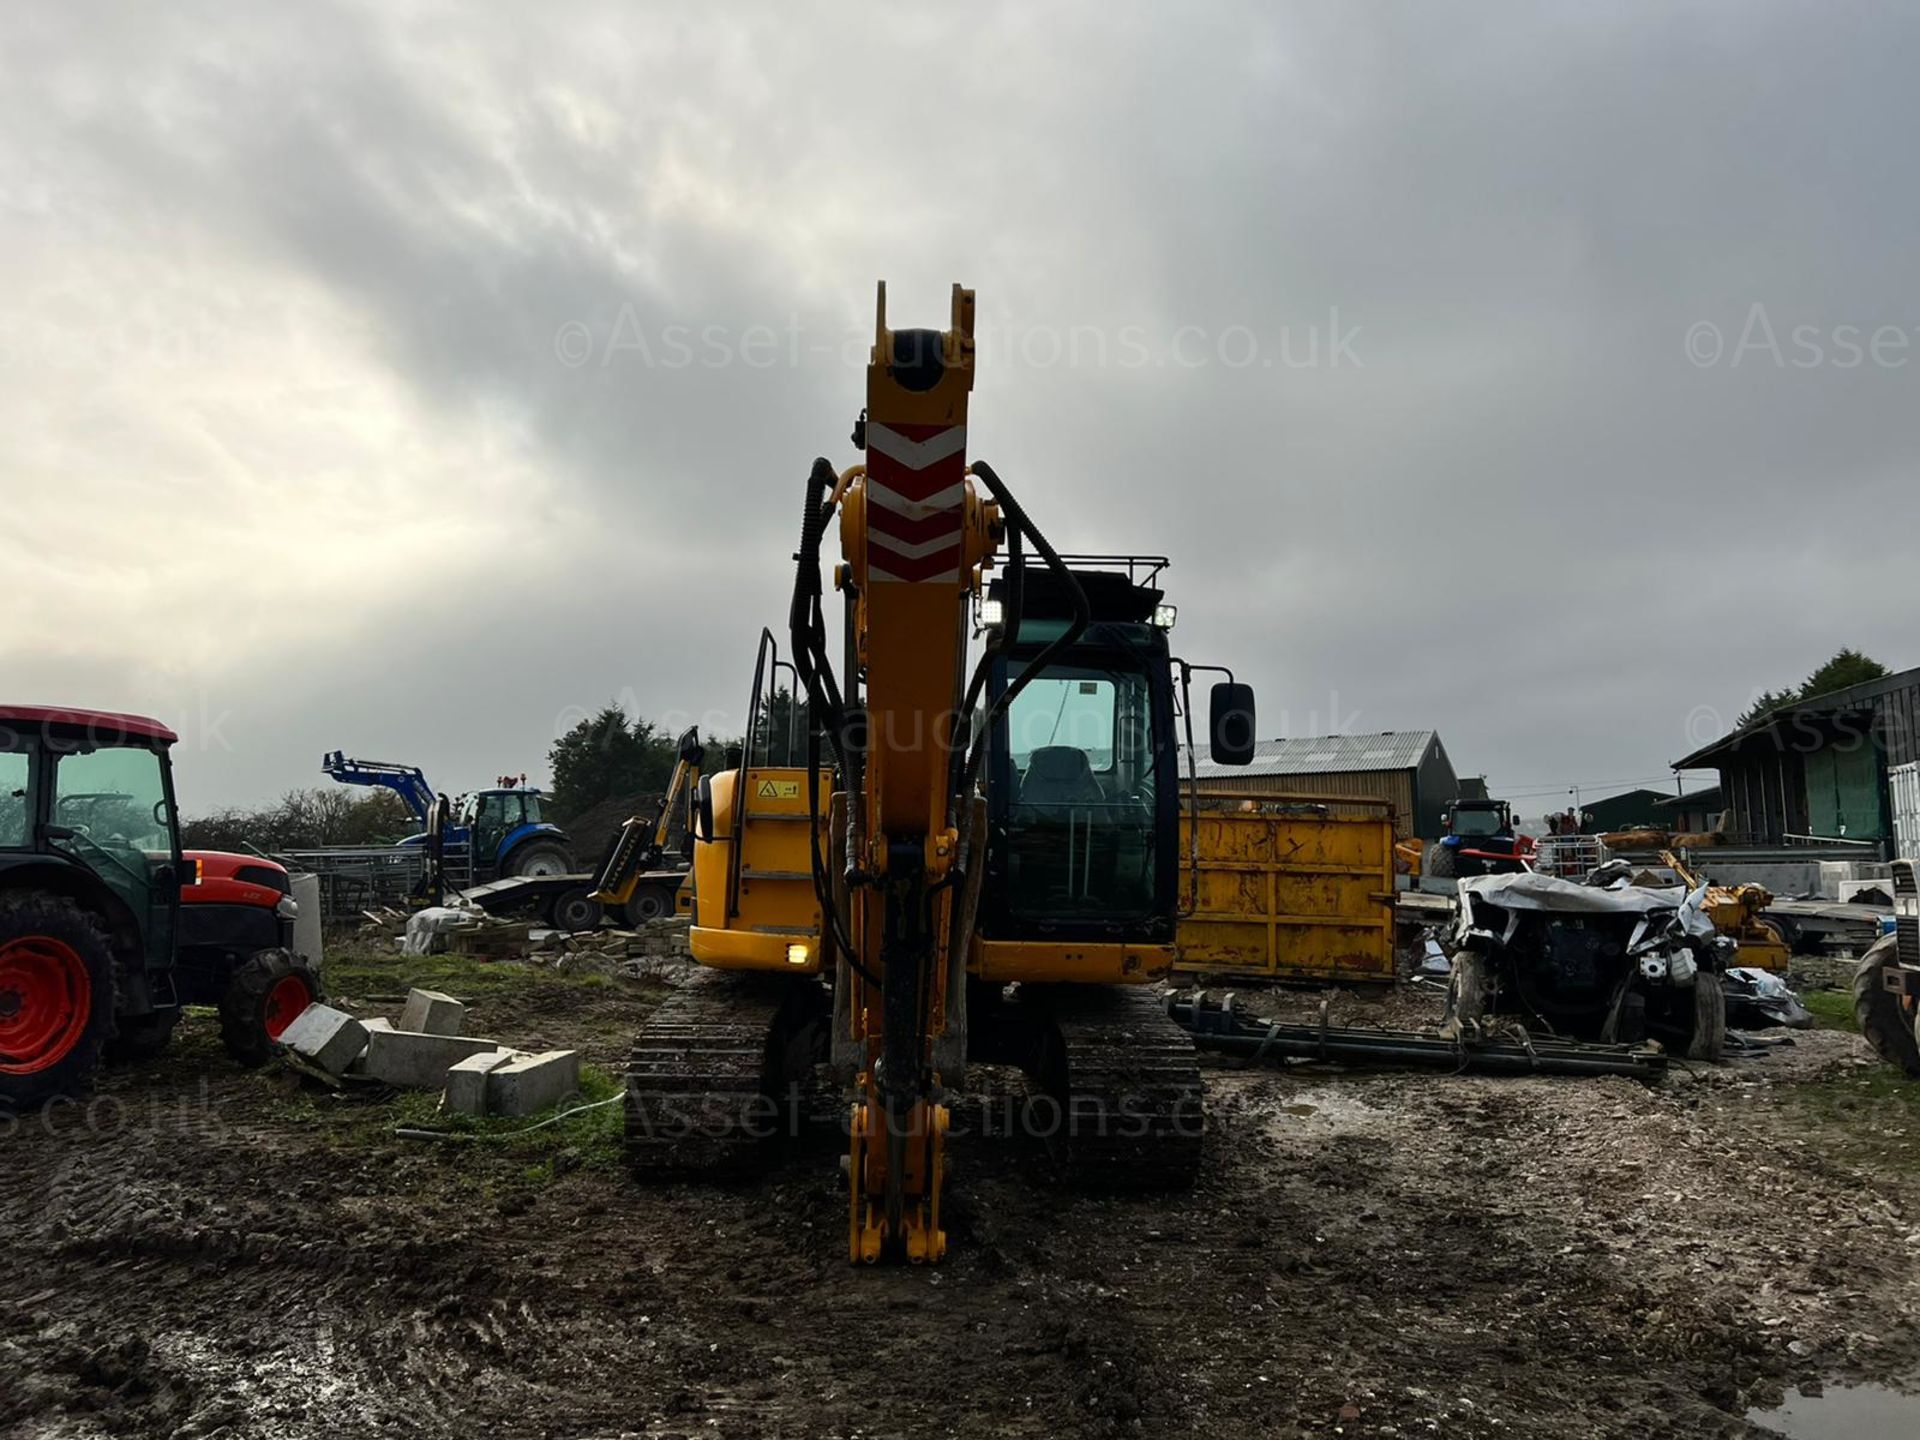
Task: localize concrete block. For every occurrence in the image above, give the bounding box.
[361,1028,503,1089]
[398,988,465,1036]
[488,1050,583,1118]
[346,1018,393,1074]
[278,1005,369,1077]
[442,1048,519,1116]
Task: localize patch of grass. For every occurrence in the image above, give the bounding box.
[1798,988,1860,1033]
[1785,1068,1920,1176]
[254,1061,627,1184]
[319,939,553,1003]
[389,1063,627,1173]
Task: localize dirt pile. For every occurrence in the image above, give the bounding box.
[558,790,664,866]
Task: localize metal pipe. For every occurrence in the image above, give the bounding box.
[1166,998,1668,1079]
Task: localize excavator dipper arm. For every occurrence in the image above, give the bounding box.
[787,284,998,1262]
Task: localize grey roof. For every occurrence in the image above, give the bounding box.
[1654,785,1722,810]
[1194,730,1437,779]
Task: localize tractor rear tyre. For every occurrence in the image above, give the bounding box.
[1425,841,1458,882]
[507,841,572,879]
[220,948,324,1068]
[1852,935,1920,1077]
[623,883,675,927]
[1686,971,1727,1061]
[106,1010,179,1065]
[0,895,117,1112]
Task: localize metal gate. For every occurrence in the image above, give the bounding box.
[1891,761,1920,860]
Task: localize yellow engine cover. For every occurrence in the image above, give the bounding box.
[689,766,826,973]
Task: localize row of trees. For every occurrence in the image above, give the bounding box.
[1736,648,1890,728]
[544,693,810,823]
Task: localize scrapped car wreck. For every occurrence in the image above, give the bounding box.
[1444,869,1731,1059]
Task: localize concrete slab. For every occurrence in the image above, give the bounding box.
[277,1005,368,1077]
[361,1028,503,1089]
[342,1017,392,1075]
[442,1048,519,1116]
[398,988,465,1036]
[488,1050,583,1118]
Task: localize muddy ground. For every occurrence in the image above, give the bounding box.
[3,951,1918,1440]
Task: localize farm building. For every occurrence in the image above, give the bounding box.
[1654,785,1725,834]
[1582,788,1673,832]
[1191,729,1460,839]
[1673,663,1920,859]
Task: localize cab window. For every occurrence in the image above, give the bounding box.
[1001,663,1158,923]
[0,752,28,849]
[53,745,173,854]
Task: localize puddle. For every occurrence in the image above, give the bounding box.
[1747,1384,1920,1438]
[1280,1103,1319,1117]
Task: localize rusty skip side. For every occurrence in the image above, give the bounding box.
[1175,789,1398,983]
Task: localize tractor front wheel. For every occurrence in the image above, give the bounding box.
[220,949,324,1068]
[0,896,117,1112]
[1852,935,1920,1077]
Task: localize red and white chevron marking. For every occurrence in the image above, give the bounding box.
[864,421,967,583]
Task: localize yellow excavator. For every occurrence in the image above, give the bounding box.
[623,283,1256,1262]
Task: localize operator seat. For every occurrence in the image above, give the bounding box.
[1017,746,1104,813]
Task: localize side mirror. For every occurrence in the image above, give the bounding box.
[694,774,716,844]
[1208,682,1256,766]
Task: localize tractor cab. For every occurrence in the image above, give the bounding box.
[447,785,571,882]
[1446,799,1515,838]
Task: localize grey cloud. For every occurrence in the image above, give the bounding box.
[5,0,1915,809]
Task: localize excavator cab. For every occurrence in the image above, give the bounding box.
[982,559,1181,945]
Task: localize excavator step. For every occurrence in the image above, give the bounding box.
[1037,986,1205,1192]
[624,970,821,1178]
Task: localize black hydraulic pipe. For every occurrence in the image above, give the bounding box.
[1167,1007,1667,1079]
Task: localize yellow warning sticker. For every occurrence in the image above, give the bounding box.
[756,778,801,800]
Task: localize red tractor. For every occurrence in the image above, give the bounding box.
[0,706,323,1110]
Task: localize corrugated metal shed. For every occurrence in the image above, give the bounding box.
[1194,731,1439,780]
[1671,663,1920,854]
[1191,731,1458,838]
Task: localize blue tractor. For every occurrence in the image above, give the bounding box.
[320,753,575,883]
[1423,797,1531,884]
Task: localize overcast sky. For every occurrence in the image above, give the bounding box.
[5,1,1913,813]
